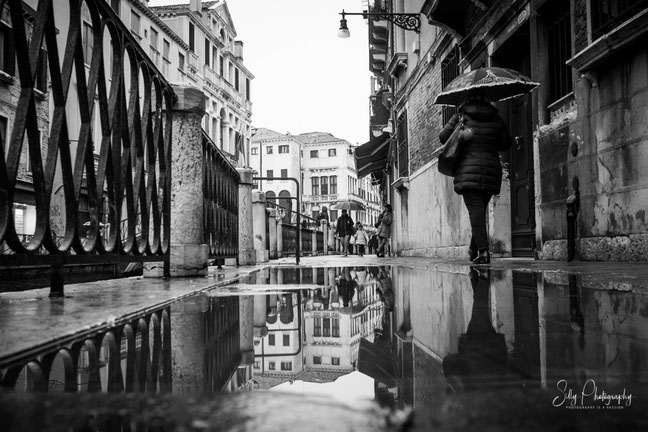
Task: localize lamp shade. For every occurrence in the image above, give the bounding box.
[337,17,350,38]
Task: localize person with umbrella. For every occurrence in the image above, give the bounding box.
[439,88,512,264]
[436,67,538,264]
[335,209,355,256]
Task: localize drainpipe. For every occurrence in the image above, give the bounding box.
[566,177,580,262]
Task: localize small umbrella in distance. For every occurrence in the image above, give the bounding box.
[331,200,365,211]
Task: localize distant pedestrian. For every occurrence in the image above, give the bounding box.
[353,223,369,256]
[375,204,393,257]
[317,206,330,226]
[335,209,355,256]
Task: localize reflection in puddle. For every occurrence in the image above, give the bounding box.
[4,263,648,429]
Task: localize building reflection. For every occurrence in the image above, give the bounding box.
[171,263,648,409]
[385,264,648,409]
[252,267,385,390]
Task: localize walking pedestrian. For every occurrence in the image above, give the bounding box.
[317,206,330,226]
[335,209,355,256]
[353,223,369,256]
[439,89,512,264]
[375,204,393,257]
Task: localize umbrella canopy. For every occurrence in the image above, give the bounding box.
[331,200,365,211]
[434,67,540,106]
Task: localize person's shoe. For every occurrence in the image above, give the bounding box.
[343,253,348,257]
[468,248,477,261]
[472,250,490,264]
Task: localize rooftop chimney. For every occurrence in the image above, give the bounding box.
[234,41,244,60]
[190,0,201,14]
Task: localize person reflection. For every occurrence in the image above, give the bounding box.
[336,267,358,307]
[374,266,394,313]
[442,267,507,392]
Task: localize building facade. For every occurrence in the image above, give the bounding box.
[151,0,254,166]
[250,127,383,226]
[357,0,648,262]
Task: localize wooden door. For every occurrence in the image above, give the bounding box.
[510,94,535,256]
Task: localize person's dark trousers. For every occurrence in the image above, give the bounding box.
[462,191,493,252]
[358,245,365,256]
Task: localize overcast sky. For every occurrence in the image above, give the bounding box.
[148,0,372,146]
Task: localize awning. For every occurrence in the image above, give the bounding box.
[355,132,391,179]
[424,0,492,38]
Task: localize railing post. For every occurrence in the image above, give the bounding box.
[322,221,329,255]
[239,296,255,367]
[312,229,317,255]
[252,191,269,263]
[328,225,337,252]
[237,168,256,265]
[170,294,209,392]
[268,208,278,259]
[254,269,269,340]
[276,219,284,258]
[169,83,208,277]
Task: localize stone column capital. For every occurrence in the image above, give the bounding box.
[237,167,255,185]
[171,83,205,115]
[252,191,266,203]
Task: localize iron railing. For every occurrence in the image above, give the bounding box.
[441,45,460,126]
[202,132,239,262]
[271,203,323,257]
[204,295,240,391]
[0,0,175,296]
[547,4,573,104]
[591,0,646,39]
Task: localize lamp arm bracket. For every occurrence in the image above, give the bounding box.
[341,11,421,33]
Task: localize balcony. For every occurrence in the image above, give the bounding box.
[187,52,199,76]
[302,194,338,203]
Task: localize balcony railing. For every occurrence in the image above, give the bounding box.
[302,194,338,202]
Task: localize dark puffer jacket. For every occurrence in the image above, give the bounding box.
[439,102,512,195]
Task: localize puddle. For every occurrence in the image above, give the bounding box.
[1,264,647,431]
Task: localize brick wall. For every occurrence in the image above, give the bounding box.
[0,18,49,185]
[406,62,445,174]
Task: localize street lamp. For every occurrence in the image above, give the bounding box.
[337,9,422,38]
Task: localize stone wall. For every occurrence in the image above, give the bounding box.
[539,36,648,261]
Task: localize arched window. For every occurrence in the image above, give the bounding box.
[278,190,292,223]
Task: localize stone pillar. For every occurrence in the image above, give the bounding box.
[312,230,317,255]
[168,83,208,277]
[237,167,255,265]
[328,224,336,251]
[268,208,277,259]
[276,218,283,258]
[239,296,255,366]
[321,221,329,255]
[170,294,208,392]
[253,191,269,263]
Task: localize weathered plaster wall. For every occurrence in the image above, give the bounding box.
[396,165,469,257]
[395,163,511,257]
[539,42,648,261]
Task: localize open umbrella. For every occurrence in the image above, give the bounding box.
[434,67,540,106]
[331,200,365,211]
